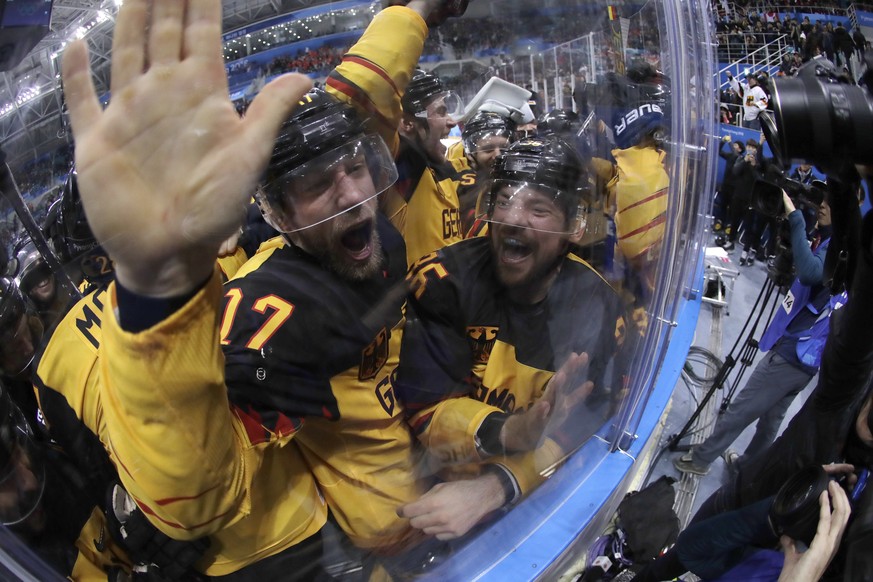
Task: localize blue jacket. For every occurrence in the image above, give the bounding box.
[759,211,846,370]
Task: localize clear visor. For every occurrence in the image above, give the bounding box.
[256,135,398,233]
[0,413,45,527]
[475,181,587,236]
[463,130,513,155]
[416,91,465,123]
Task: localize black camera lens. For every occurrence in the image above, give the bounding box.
[767,75,873,168]
[769,465,830,546]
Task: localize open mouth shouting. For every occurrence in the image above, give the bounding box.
[497,236,533,265]
[339,218,375,262]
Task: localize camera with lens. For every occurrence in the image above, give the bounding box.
[750,166,825,287]
[760,52,873,170]
[769,465,831,546]
[770,465,870,547]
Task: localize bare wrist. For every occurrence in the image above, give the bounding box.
[114,255,215,299]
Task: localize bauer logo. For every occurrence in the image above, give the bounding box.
[614,103,663,136]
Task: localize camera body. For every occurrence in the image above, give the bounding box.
[750,166,825,286]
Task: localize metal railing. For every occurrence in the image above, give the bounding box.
[746,4,848,17]
[714,31,794,63]
[715,33,791,88]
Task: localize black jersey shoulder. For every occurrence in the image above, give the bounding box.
[223,218,406,421]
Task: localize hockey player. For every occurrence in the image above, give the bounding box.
[394,138,631,532]
[61,0,499,576]
[383,69,474,263]
[0,384,134,580]
[453,111,515,232]
[591,64,670,302]
[0,277,42,423]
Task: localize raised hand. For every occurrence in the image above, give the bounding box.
[62,0,312,297]
[500,352,594,452]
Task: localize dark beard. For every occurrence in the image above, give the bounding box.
[325,227,383,282]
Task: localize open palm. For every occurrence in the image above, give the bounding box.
[62,0,311,296]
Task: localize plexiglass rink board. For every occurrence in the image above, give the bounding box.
[0,0,716,579]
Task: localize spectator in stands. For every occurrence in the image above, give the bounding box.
[779,54,793,76]
[834,22,854,69]
[822,22,836,65]
[853,26,867,61]
[789,52,804,76]
[726,71,768,130]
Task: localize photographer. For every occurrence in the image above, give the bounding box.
[675,190,841,477]
[715,135,745,249]
[634,180,873,582]
[731,138,767,266]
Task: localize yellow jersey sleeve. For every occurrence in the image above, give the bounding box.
[99,272,259,540]
[326,6,428,156]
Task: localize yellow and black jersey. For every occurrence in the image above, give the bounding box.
[324,6,470,266]
[610,145,668,265]
[57,282,327,575]
[449,155,486,236]
[325,6,426,159]
[34,284,326,577]
[217,246,249,282]
[222,217,428,553]
[395,237,630,493]
[381,141,473,265]
[445,139,465,161]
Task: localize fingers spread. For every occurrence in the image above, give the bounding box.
[184,0,223,60]
[110,0,148,93]
[62,41,102,139]
[149,0,185,65]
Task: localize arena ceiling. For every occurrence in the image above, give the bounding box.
[0,0,332,167]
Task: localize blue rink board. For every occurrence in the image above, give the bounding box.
[422,272,705,581]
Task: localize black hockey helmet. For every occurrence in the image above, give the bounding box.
[0,278,26,339]
[595,61,670,149]
[401,69,463,120]
[10,237,54,304]
[0,383,45,526]
[257,88,397,233]
[537,108,580,138]
[462,111,516,154]
[53,173,101,261]
[476,137,588,234]
[0,277,41,377]
[47,174,113,284]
